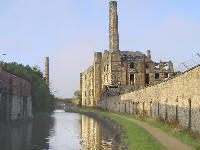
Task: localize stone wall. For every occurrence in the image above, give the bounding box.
[94,52,102,105]
[101,50,111,86]
[99,65,200,133]
[81,66,94,106]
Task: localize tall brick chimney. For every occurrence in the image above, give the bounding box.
[109,1,119,52]
[45,57,49,86]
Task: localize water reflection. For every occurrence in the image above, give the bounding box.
[0,113,54,150]
[81,115,120,150]
[48,112,82,150]
[0,112,120,150]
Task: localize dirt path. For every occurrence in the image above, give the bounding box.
[112,113,196,150]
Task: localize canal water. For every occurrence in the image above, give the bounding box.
[0,111,120,150]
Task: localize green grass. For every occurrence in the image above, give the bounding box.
[75,108,167,150]
[114,111,200,150]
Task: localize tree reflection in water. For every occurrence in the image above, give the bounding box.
[0,113,54,150]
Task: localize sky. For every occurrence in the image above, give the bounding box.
[0,0,200,98]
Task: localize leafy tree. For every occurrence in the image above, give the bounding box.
[74,90,82,105]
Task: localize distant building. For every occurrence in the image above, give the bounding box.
[80,1,175,107]
[0,68,32,122]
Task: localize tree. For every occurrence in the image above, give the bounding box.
[74,90,82,105]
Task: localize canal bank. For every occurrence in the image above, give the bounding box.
[71,108,200,150]
[70,108,167,150]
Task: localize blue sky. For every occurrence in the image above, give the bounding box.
[0,0,200,98]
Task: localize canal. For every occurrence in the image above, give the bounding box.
[0,111,121,150]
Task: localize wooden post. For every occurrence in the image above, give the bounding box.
[157,102,160,117]
[136,102,138,115]
[188,98,191,129]
[143,101,145,116]
[165,99,168,120]
[125,102,126,113]
[150,101,152,117]
[175,98,178,121]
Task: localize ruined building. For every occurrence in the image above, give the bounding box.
[80,1,175,107]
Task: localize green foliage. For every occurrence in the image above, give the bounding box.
[73,90,82,105]
[114,112,200,150]
[0,61,54,113]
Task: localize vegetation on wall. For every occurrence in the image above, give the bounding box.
[0,62,54,113]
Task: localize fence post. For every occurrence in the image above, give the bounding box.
[129,101,131,114]
[143,101,145,116]
[157,101,160,117]
[132,102,134,115]
[188,98,191,129]
[175,98,178,121]
[125,102,126,113]
[150,101,152,117]
[136,102,138,115]
[165,99,168,120]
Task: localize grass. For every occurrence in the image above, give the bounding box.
[114,111,200,150]
[75,108,167,150]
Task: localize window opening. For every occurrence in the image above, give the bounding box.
[130,62,134,69]
[155,73,159,79]
[145,63,149,69]
[146,73,149,85]
[164,73,168,80]
[130,74,134,85]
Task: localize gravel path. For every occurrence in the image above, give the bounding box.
[113,113,196,150]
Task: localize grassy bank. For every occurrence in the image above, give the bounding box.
[114,112,200,150]
[75,108,167,150]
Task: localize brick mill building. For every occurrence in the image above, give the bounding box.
[0,68,32,122]
[80,1,176,107]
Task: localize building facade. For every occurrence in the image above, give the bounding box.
[0,68,32,122]
[80,1,175,107]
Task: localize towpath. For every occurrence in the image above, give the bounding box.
[113,113,195,150]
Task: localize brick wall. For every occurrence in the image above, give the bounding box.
[0,68,32,122]
[0,69,31,96]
